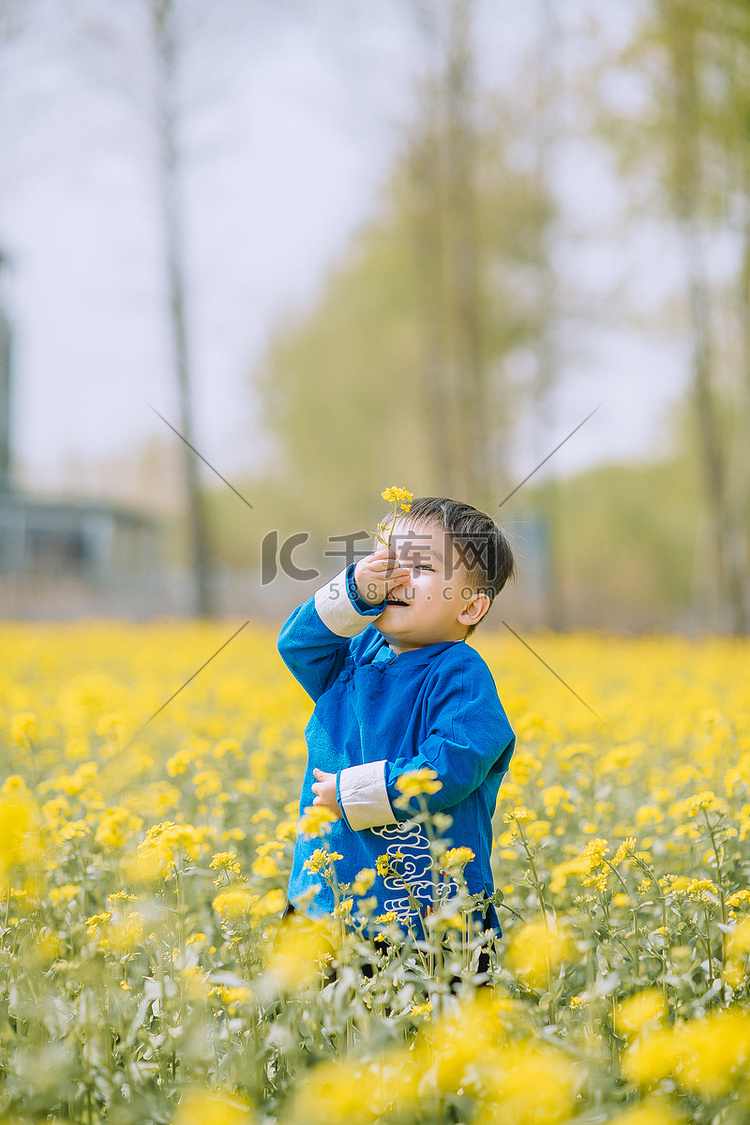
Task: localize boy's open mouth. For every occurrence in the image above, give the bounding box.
[385,598,409,607]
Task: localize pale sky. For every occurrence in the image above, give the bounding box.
[0,0,704,501]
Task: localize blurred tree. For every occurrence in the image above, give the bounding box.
[533,449,703,630]
[617,0,750,632]
[0,250,12,493]
[407,0,559,510]
[409,0,485,501]
[149,0,211,616]
[0,0,31,52]
[706,0,750,631]
[256,11,552,534]
[528,0,567,629]
[658,0,746,632]
[0,0,48,498]
[66,0,262,617]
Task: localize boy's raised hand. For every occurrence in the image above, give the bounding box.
[354,547,410,606]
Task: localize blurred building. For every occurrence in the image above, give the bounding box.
[0,252,166,618]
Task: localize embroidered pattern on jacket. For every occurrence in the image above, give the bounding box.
[372,822,433,918]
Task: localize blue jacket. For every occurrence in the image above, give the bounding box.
[278,565,516,929]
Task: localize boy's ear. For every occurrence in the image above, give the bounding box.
[458,592,491,629]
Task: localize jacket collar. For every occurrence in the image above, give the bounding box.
[372,637,464,668]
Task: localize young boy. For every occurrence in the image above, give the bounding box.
[277,496,516,940]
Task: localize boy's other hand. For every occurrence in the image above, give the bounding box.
[354,548,409,605]
[311,768,342,818]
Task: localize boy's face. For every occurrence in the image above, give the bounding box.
[373,519,489,654]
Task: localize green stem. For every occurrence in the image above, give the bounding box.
[703,903,715,995]
[633,854,670,1002]
[498,900,528,923]
[603,858,634,900]
[632,906,640,979]
[516,823,549,927]
[702,809,728,970]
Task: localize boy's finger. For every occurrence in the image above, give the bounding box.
[388,571,409,585]
[387,577,409,594]
[370,559,409,574]
[385,570,410,584]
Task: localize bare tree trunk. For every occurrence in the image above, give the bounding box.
[409,0,486,503]
[534,0,565,630]
[443,0,485,503]
[0,269,12,494]
[729,195,750,628]
[152,0,212,617]
[409,125,454,495]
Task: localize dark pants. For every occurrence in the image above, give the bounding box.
[282,902,495,983]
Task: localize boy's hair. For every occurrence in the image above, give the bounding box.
[402,496,516,636]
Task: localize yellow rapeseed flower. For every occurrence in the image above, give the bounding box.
[172,1087,251,1125]
[606,1100,682,1125]
[482,1040,577,1124]
[212,737,243,759]
[210,851,242,874]
[0,776,42,879]
[212,889,260,920]
[104,910,144,954]
[304,848,343,875]
[378,486,414,547]
[504,806,536,824]
[616,989,667,1039]
[540,785,576,817]
[505,920,574,989]
[264,915,336,993]
[95,806,144,850]
[166,748,200,776]
[395,768,442,798]
[284,1051,418,1125]
[250,854,279,878]
[209,985,253,1014]
[351,867,376,895]
[612,836,638,865]
[380,486,413,506]
[131,820,212,881]
[85,911,112,937]
[624,1009,750,1097]
[253,888,286,918]
[442,847,475,872]
[49,883,81,906]
[192,769,223,799]
[727,917,750,960]
[668,791,728,821]
[10,711,38,746]
[298,805,338,837]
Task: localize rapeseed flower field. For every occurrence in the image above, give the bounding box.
[1,622,749,1124]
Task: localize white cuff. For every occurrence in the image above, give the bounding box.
[339,761,397,831]
[314,568,378,638]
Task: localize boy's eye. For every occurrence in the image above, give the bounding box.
[414,564,433,572]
